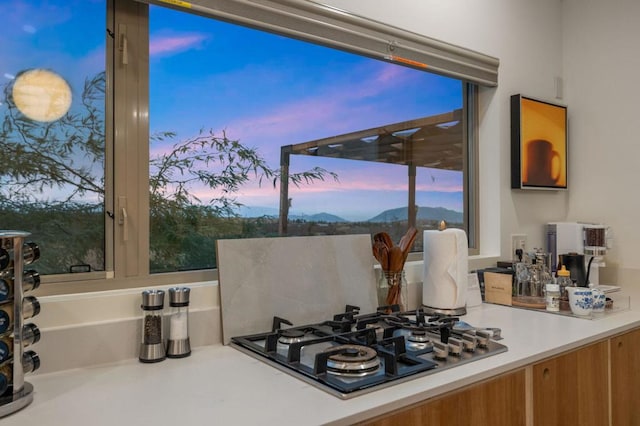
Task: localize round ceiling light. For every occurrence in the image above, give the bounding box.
[12,69,72,122]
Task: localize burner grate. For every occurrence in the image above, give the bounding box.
[229,307,507,399]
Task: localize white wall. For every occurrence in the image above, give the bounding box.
[563,0,640,275]
[34,0,640,373]
[323,0,569,259]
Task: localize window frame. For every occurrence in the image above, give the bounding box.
[37,0,483,295]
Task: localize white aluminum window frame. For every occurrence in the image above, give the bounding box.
[39,0,487,295]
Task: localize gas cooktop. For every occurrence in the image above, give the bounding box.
[230,305,507,399]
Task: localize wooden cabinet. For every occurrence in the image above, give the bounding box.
[362,329,640,426]
[532,340,609,426]
[611,328,640,426]
[360,369,526,426]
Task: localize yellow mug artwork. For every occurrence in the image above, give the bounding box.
[511,95,567,189]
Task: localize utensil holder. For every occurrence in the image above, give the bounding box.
[377,270,408,312]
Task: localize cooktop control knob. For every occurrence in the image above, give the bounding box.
[462,333,477,352]
[475,330,491,348]
[487,328,501,339]
[433,341,449,360]
[447,337,463,356]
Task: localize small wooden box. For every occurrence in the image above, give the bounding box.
[484,272,513,306]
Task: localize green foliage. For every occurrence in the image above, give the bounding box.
[0,199,103,274]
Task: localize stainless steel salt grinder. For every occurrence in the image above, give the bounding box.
[166,287,191,358]
[139,290,166,363]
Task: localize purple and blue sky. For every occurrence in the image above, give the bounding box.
[1,1,464,221]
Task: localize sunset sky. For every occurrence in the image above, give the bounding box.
[2,0,464,221]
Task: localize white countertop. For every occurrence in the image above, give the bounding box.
[4,299,640,426]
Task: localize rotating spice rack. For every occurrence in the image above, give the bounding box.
[0,231,41,417]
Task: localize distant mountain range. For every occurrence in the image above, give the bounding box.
[291,212,346,222]
[237,205,462,223]
[367,206,463,223]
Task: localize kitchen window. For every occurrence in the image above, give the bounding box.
[147,4,474,271]
[0,0,108,280]
[2,0,493,292]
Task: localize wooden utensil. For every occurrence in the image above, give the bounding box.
[399,227,418,262]
[388,246,404,273]
[373,241,389,270]
[373,232,394,250]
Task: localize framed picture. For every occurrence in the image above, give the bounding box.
[511,94,568,190]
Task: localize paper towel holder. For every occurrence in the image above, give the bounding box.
[421,223,468,317]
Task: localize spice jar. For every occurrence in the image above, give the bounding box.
[22,350,40,374]
[545,283,560,312]
[0,304,13,336]
[0,364,12,396]
[22,296,40,320]
[0,242,40,275]
[0,351,40,396]
[0,248,9,273]
[0,335,11,364]
[0,269,41,303]
[0,325,39,365]
[167,287,191,358]
[139,290,166,363]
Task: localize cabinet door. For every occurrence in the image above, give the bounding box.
[532,340,608,426]
[361,369,526,426]
[611,329,640,426]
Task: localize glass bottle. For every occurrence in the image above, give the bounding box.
[556,265,574,307]
[167,287,191,358]
[556,265,575,300]
[139,290,166,363]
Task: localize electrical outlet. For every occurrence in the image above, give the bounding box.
[511,234,527,260]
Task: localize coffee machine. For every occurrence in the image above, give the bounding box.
[546,222,611,286]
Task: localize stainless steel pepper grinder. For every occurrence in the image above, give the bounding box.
[166,287,191,358]
[139,290,166,363]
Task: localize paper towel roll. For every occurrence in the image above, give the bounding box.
[422,229,468,309]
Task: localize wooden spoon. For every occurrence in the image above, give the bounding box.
[400,227,418,262]
[388,245,404,272]
[372,240,390,270]
[374,232,394,250]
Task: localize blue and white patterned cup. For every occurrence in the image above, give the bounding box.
[566,287,593,316]
[591,288,606,314]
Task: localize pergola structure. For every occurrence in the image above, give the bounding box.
[278,108,465,235]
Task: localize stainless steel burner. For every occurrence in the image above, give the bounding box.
[407,330,430,343]
[278,329,307,345]
[406,330,433,351]
[325,344,381,377]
